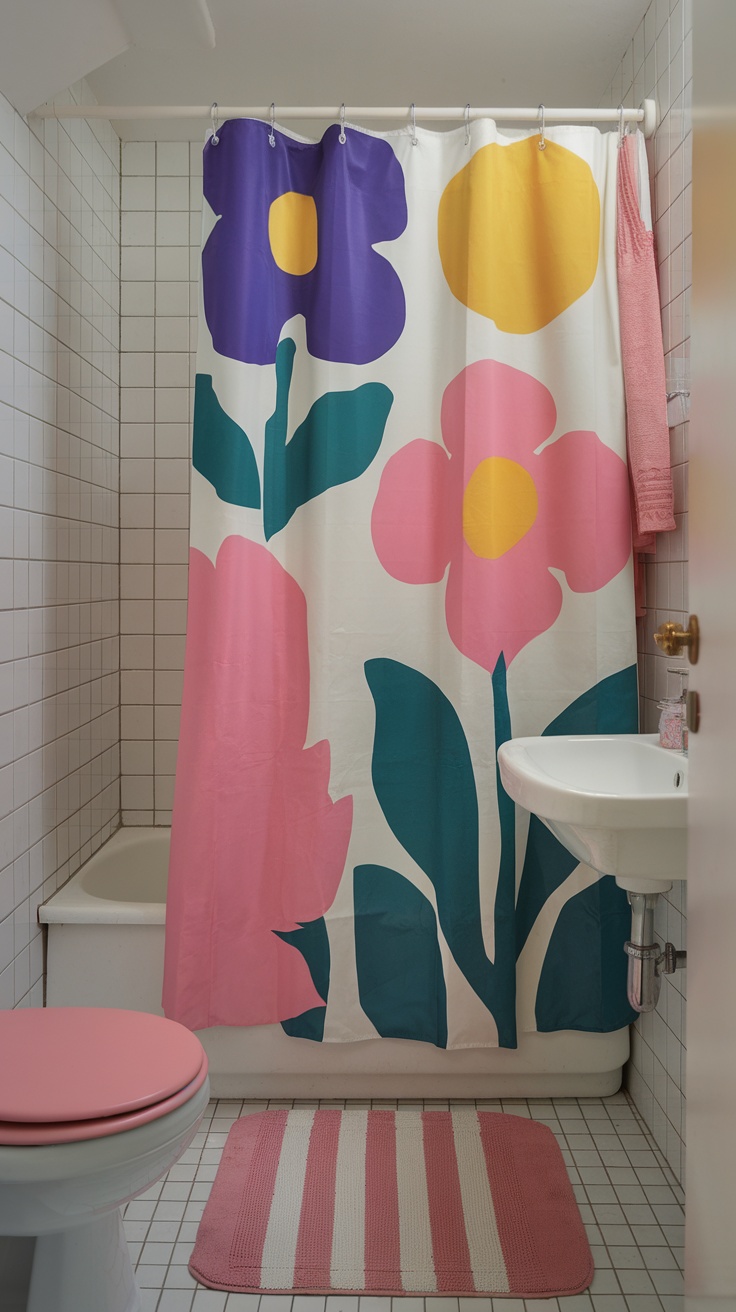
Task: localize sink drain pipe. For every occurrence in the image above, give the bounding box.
[624,892,687,1013]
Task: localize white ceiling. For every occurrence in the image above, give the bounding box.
[80,0,651,141]
[4,0,651,140]
[1,0,128,117]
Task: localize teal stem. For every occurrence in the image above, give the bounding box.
[263,339,295,541]
[490,652,517,1047]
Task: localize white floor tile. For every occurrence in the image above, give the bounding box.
[622,1205,656,1225]
[631,1225,666,1246]
[192,1291,229,1310]
[125,1220,151,1242]
[642,1247,678,1270]
[172,1242,197,1265]
[165,1265,198,1289]
[138,1264,170,1287]
[141,1240,176,1264]
[150,1221,183,1242]
[126,1201,158,1220]
[155,1202,188,1222]
[616,1269,656,1294]
[158,1293,195,1312]
[585,1186,617,1204]
[610,1250,646,1274]
[650,1267,684,1294]
[589,1269,620,1295]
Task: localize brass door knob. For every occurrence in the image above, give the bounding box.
[654,615,699,664]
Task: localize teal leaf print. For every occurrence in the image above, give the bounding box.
[354,864,448,1048]
[516,665,639,956]
[192,374,261,508]
[544,664,639,737]
[536,879,635,1033]
[364,657,516,1047]
[521,665,639,1030]
[276,917,330,1042]
[515,816,579,960]
[264,338,393,540]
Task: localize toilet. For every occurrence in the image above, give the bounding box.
[0,1007,209,1312]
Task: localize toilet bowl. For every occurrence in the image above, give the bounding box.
[0,1008,210,1312]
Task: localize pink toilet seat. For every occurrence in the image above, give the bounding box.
[0,1059,209,1145]
[0,1008,208,1146]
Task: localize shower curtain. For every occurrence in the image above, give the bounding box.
[162,116,641,1048]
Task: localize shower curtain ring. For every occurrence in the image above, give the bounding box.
[464,103,471,147]
[210,102,220,145]
[618,103,627,147]
[537,104,546,150]
[269,103,276,148]
[339,103,347,144]
[410,102,418,146]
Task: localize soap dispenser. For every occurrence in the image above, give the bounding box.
[658,667,688,751]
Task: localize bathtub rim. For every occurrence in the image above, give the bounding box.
[39,826,168,926]
[41,827,630,1095]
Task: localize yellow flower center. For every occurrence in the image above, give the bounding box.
[462,457,538,559]
[268,192,318,275]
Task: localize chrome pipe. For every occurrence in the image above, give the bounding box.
[624,892,663,1013]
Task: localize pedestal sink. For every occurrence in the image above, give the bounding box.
[497,733,687,895]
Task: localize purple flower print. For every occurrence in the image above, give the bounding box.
[202,119,407,365]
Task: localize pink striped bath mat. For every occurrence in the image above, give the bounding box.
[190,1109,593,1298]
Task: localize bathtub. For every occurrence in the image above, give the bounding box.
[40,827,628,1099]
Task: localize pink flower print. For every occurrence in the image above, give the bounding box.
[371,360,631,671]
[163,535,353,1030]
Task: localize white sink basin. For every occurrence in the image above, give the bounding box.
[497,733,687,894]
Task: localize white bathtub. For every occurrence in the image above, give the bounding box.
[40,827,628,1099]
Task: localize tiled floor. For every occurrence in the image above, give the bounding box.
[124,1093,685,1312]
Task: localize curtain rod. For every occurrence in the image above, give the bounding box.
[32,99,658,137]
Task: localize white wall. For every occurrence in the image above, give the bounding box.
[118,141,200,824]
[602,0,692,1183]
[0,79,120,1007]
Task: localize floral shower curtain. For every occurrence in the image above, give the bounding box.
[162,116,641,1048]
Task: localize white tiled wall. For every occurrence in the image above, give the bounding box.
[602,0,692,1183]
[0,80,120,1007]
[119,141,200,825]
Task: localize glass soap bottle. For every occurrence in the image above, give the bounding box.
[658,697,683,749]
[658,668,688,750]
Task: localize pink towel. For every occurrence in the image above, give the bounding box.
[617,135,675,610]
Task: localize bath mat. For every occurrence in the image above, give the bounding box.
[190,1108,593,1297]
